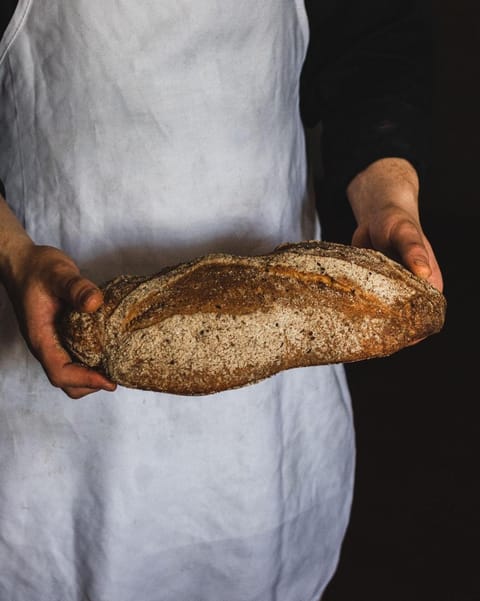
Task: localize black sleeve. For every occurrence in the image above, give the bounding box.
[300,0,434,196]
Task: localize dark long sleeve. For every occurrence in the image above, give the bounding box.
[1,1,432,206]
[300,0,433,196]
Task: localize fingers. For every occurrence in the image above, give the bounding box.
[15,246,114,397]
[48,269,104,313]
[353,219,431,276]
[10,245,103,314]
[351,215,444,293]
[388,219,443,292]
[391,220,432,277]
[346,159,444,293]
[34,333,117,398]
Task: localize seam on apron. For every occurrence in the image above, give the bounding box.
[0,0,34,66]
[293,0,310,50]
[6,53,27,226]
[331,363,354,422]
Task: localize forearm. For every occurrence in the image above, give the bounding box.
[0,195,34,287]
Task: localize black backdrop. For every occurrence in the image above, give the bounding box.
[322,2,479,599]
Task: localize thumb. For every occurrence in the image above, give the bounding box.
[351,224,373,249]
[49,267,103,313]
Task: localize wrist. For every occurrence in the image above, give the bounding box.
[0,197,35,289]
[0,235,35,291]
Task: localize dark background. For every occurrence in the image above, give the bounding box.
[322,2,479,599]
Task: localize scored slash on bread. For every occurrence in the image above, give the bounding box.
[57,241,447,395]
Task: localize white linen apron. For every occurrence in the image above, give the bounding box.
[0,1,355,600]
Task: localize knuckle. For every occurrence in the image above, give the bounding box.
[62,274,85,295]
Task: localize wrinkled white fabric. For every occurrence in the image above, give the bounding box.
[0,1,355,600]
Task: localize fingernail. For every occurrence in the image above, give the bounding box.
[413,259,431,278]
[414,260,430,272]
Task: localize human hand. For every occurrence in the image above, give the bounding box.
[347,158,443,292]
[3,244,117,398]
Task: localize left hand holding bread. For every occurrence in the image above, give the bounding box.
[347,157,443,292]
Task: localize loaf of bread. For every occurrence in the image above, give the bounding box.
[57,241,446,395]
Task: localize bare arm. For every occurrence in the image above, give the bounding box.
[0,195,116,398]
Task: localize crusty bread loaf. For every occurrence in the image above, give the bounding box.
[57,241,446,395]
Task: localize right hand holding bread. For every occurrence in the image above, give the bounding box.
[2,244,117,398]
[0,195,116,398]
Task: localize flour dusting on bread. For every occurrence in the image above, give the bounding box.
[58,241,447,395]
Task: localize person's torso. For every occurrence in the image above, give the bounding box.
[0,3,354,600]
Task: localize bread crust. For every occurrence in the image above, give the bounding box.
[57,241,447,395]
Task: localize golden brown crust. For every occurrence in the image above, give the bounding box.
[57,241,447,395]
